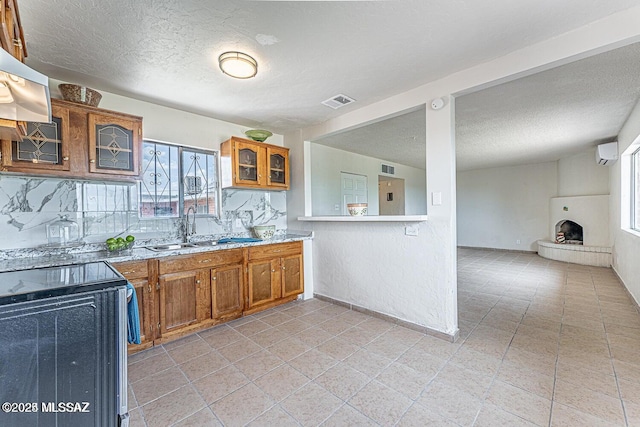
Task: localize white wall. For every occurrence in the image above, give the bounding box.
[558,147,610,196]
[50,79,284,150]
[310,144,426,216]
[610,98,640,305]
[457,162,558,251]
[287,7,640,338]
[457,149,611,251]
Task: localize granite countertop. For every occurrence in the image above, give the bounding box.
[0,232,313,273]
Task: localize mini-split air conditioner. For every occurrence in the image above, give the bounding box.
[596,142,618,165]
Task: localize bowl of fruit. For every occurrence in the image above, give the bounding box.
[105,235,136,255]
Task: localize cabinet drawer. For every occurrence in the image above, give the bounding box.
[111,260,149,280]
[159,249,243,274]
[248,241,302,261]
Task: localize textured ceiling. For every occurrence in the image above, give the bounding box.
[455,42,640,171]
[313,106,427,170]
[317,42,640,171]
[16,1,640,170]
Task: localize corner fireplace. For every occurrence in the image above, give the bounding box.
[539,195,611,267]
[555,220,583,245]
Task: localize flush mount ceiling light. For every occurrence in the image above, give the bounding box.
[218,51,258,79]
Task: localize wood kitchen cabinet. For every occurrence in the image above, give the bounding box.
[87,109,141,177]
[111,259,158,353]
[211,264,244,321]
[156,249,244,342]
[111,242,303,353]
[0,99,142,180]
[158,269,210,338]
[0,0,26,61]
[220,136,290,190]
[245,241,303,313]
[1,102,71,171]
[0,0,27,140]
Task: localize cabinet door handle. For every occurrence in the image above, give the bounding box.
[122,271,135,275]
[212,276,217,281]
[282,266,286,270]
[196,280,201,284]
[89,159,96,163]
[147,284,151,293]
[62,156,69,161]
[271,269,276,273]
[198,259,212,263]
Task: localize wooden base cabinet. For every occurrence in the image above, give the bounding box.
[246,241,304,313]
[155,249,244,342]
[212,264,244,320]
[159,269,210,336]
[111,259,158,353]
[112,242,302,353]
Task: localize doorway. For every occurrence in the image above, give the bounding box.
[378,176,405,215]
[340,172,367,215]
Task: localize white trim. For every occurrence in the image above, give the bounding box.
[297,215,427,222]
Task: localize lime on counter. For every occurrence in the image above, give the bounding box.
[106,237,116,244]
[126,235,135,242]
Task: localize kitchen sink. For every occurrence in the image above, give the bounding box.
[192,240,218,246]
[145,243,198,251]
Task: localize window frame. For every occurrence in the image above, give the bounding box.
[139,139,220,220]
[631,145,640,232]
[180,146,220,218]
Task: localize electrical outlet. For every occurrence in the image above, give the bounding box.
[405,226,419,236]
[334,204,340,211]
[516,239,521,245]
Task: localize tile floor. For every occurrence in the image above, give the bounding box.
[127,248,640,426]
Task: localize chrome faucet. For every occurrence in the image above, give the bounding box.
[184,205,197,242]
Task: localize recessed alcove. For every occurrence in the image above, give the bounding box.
[555,219,583,244]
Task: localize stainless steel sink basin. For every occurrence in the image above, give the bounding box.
[145,243,198,251]
[192,240,218,247]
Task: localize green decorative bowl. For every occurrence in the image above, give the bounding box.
[245,129,273,142]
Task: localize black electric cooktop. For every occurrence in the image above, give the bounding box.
[0,261,126,305]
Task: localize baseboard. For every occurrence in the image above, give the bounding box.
[313,293,459,343]
[612,266,640,314]
[457,245,537,254]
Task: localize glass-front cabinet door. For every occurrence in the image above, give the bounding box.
[88,113,141,176]
[233,140,265,186]
[1,104,70,171]
[267,146,289,189]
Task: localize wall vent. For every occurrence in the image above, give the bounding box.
[381,163,395,175]
[321,94,355,109]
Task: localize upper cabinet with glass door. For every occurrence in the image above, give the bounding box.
[220,136,289,190]
[1,102,70,172]
[88,110,141,177]
[266,146,289,189]
[0,99,142,181]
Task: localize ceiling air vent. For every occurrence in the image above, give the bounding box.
[321,94,355,109]
[381,163,395,175]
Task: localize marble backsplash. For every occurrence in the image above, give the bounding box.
[0,175,286,250]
